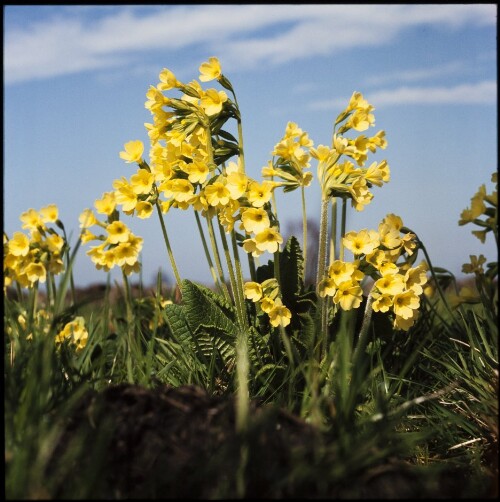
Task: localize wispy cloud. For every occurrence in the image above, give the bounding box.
[364,61,467,86]
[4,4,496,84]
[308,80,497,110]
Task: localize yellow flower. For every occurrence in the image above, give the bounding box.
[135,201,154,219]
[240,208,270,234]
[333,281,363,310]
[462,254,487,275]
[244,281,263,302]
[317,277,337,297]
[25,262,47,284]
[190,193,209,213]
[343,229,380,255]
[106,221,131,244]
[46,234,65,253]
[400,232,417,256]
[113,178,139,213]
[225,171,248,200]
[246,181,274,208]
[254,227,283,254]
[119,140,144,164]
[94,192,116,216]
[374,273,405,296]
[182,160,210,184]
[56,317,88,351]
[393,310,419,331]
[199,57,222,82]
[364,160,390,186]
[79,209,98,229]
[204,181,231,207]
[158,68,180,91]
[8,232,30,257]
[160,179,195,203]
[242,238,264,257]
[200,89,227,116]
[327,260,363,286]
[392,291,420,319]
[113,242,140,267]
[371,292,392,313]
[122,261,141,276]
[39,204,59,223]
[348,109,375,132]
[20,208,44,231]
[71,317,89,351]
[218,200,240,232]
[145,85,169,113]
[378,223,401,250]
[268,299,292,328]
[346,91,371,112]
[260,296,275,314]
[381,214,404,232]
[349,176,374,211]
[448,286,481,308]
[130,169,155,195]
[301,171,314,187]
[404,263,428,295]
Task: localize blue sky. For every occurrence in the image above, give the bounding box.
[3,4,497,288]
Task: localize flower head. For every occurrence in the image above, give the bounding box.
[199,57,222,82]
[119,140,144,164]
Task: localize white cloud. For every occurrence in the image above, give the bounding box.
[368,81,497,106]
[364,61,466,86]
[4,4,496,84]
[308,81,497,110]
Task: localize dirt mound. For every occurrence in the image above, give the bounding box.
[50,383,493,499]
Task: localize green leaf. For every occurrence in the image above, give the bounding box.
[181,280,237,334]
[216,129,238,143]
[163,303,193,345]
[279,236,304,300]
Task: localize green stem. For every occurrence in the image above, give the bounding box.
[316,197,330,286]
[235,327,250,431]
[229,88,246,175]
[247,252,257,282]
[155,202,182,290]
[301,185,307,281]
[206,216,230,300]
[231,231,249,330]
[340,198,347,262]
[274,249,282,291]
[316,197,330,360]
[352,293,374,366]
[218,223,244,327]
[194,210,224,295]
[329,198,338,265]
[60,223,76,304]
[413,230,456,319]
[121,269,135,384]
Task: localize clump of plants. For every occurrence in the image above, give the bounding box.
[4,57,497,499]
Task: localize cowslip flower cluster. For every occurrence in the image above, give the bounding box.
[318,213,428,330]
[451,172,498,308]
[79,204,143,276]
[5,308,51,342]
[458,172,497,243]
[244,278,292,328]
[370,261,428,331]
[312,91,389,210]
[4,205,66,289]
[318,260,365,311]
[115,57,285,258]
[55,316,89,351]
[262,122,314,191]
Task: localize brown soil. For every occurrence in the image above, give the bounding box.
[50,383,497,499]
